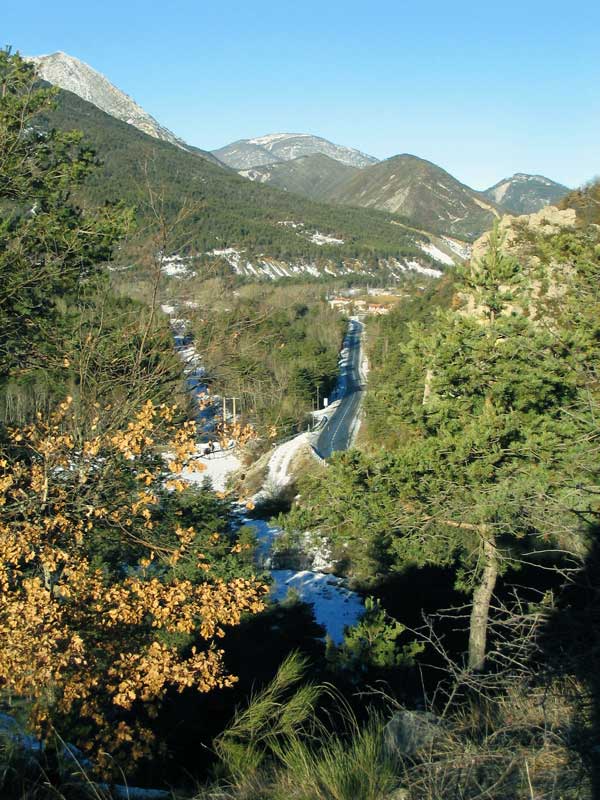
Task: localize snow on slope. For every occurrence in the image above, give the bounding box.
[177,443,241,493]
[271,570,364,643]
[265,432,311,489]
[213,133,378,170]
[418,242,455,266]
[238,514,364,643]
[204,245,443,281]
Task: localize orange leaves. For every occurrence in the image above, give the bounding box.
[0,398,268,772]
[216,419,257,449]
[111,400,156,459]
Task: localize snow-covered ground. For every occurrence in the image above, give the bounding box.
[441,235,472,260]
[160,254,195,277]
[237,515,363,644]
[418,242,455,266]
[271,570,364,644]
[265,432,311,489]
[202,242,442,281]
[178,442,241,493]
[310,231,345,246]
[405,259,443,278]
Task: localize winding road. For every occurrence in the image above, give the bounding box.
[315,318,365,458]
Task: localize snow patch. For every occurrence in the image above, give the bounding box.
[310,231,345,246]
[176,442,241,493]
[271,570,364,644]
[441,236,472,260]
[418,242,455,266]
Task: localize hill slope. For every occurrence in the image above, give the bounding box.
[40,88,452,280]
[213,133,378,170]
[327,153,500,240]
[28,51,220,165]
[239,154,359,200]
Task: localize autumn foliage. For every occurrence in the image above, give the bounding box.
[0,398,267,771]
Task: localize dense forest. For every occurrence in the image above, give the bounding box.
[38,84,441,268]
[189,283,346,439]
[1,49,599,800]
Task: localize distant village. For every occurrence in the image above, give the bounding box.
[327,286,409,316]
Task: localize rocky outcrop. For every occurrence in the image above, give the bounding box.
[471,205,577,263]
[462,206,578,321]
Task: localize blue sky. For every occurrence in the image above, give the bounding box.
[5,0,599,188]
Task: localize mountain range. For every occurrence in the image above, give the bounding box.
[26,50,571,273]
[212,133,378,170]
[33,71,452,281]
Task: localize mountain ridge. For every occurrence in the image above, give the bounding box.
[213,133,378,170]
[239,153,359,200]
[324,153,501,240]
[27,50,221,165]
[483,173,569,214]
[38,84,454,280]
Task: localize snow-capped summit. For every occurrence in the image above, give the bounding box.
[27,51,186,148]
[483,173,569,214]
[212,133,378,170]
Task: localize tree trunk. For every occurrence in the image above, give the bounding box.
[468,532,498,671]
[422,369,433,406]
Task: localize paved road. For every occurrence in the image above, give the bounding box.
[315,319,365,458]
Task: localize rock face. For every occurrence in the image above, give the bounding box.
[327,153,500,240]
[484,173,569,214]
[384,710,443,757]
[470,205,577,263]
[28,51,186,149]
[213,132,378,170]
[464,206,578,320]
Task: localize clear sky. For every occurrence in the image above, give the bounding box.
[5,0,599,189]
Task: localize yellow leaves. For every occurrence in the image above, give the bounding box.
[245,500,255,511]
[158,403,178,423]
[138,469,156,486]
[164,478,187,492]
[216,420,257,449]
[0,398,268,771]
[83,436,101,457]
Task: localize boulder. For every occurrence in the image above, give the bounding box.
[384,709,443,758]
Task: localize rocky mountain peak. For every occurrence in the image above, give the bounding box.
[27,51,186,148]
[483,173,569,214]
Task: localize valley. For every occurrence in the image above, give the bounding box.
[1,42,598,800]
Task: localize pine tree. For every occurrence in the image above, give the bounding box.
[0,48,130,382]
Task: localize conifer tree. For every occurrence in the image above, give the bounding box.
[0,48,130,381]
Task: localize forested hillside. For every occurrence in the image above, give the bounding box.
[38,87,443,273]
